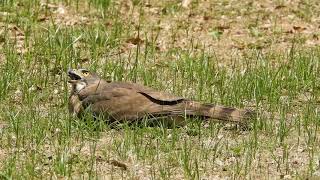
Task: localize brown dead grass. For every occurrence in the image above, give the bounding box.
[30,0,320,67]
[1,0,320,179]
[0,120,8,170]
[28,128,318,179]
[25,0,320,178]
[109,0,320,65]
[38,1,92,26]
[0,23,27,55]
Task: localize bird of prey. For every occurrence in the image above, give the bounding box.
[67,68,255,126]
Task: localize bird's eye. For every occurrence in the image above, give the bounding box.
[83,72,89,76]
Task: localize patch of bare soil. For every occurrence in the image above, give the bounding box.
[0,23,28,55]
[114,0,320,65]
[38,1,92,26]
[0,148,7,169]
[0,121,8,169]
[39,129,318,179]
[1,0,319,178]
[0,52,4,66]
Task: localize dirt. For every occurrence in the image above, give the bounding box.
[0,121,8,169]
[1,0,320,178]
[110,0,320,65]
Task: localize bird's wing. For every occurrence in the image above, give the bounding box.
[137,91,185,105]
[80,87,186,122]
[108,82,185,102]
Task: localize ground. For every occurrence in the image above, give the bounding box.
[0,0,320,179]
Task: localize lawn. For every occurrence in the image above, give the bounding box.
[0,0,320,179]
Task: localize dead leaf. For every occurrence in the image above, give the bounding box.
[231,43,245,50]
[95,155,128,170]
[188,12,196,18]
[215,25,230,31]
[80,57,89,63]
[105,22,112,27]
[275,5,286,10]
[126,37,144,45]
[145,3,152,8]
[107,160,128,170]
[11,26,24,36]
[285,29,294,34]
[37,16,48,22]
[203,15,211,21]
[293,26,307,32]
[161,8,167,15]
[312,34,319,40]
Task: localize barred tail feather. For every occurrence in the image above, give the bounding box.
[184,101,255,123]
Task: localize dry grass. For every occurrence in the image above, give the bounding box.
[0,0,320,179]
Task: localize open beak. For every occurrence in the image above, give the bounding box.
[67,69,82,83]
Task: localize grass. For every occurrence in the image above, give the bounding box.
[0,0,320,179]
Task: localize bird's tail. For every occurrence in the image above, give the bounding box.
[181,100,255,123]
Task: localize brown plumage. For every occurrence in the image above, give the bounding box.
[67,68,255,125]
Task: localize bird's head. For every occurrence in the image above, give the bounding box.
[67,68,100,93]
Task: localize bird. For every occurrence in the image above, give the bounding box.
[67,68,255,126]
